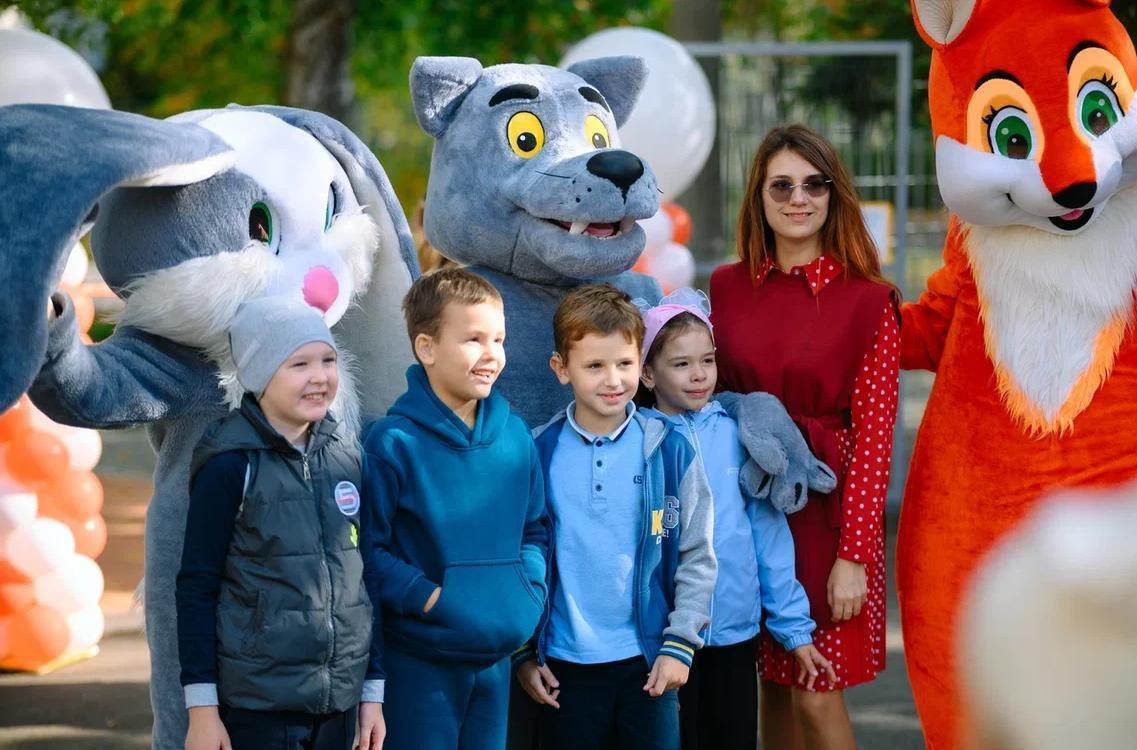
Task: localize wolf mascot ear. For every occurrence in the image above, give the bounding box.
[564,56,647,128]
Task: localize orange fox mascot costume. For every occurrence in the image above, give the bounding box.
[898,0,1137,747]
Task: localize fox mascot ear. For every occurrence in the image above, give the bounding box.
[910,0,981,47]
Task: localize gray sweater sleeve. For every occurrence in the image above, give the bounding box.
[663,451,717,652]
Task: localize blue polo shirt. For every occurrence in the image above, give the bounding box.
[545,402,645,664]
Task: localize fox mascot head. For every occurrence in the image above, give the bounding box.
[915,0,1137,233]
[912,0,1137,433]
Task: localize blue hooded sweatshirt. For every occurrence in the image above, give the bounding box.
[360,365,548,666]
[643,402,814,651]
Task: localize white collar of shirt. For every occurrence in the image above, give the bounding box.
[565,401,637,444]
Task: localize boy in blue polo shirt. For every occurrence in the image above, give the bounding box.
[514,284,716,750]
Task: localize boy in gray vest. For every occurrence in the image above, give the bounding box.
[175,297,381,750]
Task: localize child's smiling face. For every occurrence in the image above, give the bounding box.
[259,340,339,433]
[551,331,640,433]
[642,324,717,416]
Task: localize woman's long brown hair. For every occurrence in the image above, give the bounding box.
[736,123,897,294]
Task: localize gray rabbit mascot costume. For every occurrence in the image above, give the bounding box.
[0,103,418,748]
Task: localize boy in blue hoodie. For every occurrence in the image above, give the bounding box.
[358,268,548,750]
[514,284,717,750]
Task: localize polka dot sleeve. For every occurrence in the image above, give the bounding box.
[839,302,900,563]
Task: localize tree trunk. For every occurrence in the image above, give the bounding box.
[284,0,354,123]
[667,0,723,279]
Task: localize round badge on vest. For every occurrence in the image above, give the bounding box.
[334,481,361,516]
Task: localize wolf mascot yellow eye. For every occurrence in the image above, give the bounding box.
[585,114,610,149]
[507,111,545,158]
[967,77,1045,160]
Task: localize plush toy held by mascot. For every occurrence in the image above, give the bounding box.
[0,103,418,749]
[409,56,664,426]
[898,2,1137,747]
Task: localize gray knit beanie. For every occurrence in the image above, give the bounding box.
[228,297,337,395]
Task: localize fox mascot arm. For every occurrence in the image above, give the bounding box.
[899,218,968,372]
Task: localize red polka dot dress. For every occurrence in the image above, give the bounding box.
[710,254,899,692]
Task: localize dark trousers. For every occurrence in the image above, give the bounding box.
[678,639,758,750]
[383,646,511,750]
[540,656,679,750]
[220,704,356,750]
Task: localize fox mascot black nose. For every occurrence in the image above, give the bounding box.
[1053,181,1097,209]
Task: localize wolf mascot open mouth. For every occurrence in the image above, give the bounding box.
[0,103,418,749]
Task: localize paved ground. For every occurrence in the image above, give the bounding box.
[0,426,926,749]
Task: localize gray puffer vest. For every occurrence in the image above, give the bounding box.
[190,395,372,713]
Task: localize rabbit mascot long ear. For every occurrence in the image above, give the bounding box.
[0,102,417,748]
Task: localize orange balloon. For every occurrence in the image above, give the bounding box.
[4,604,69,669]
[5,430,70,486]
[72,294,96,334]
[662,203,692,246]
[0,582,34,617]
[38,470,104,521]
[0,559,29,585]
[69,514,108,560]
[0,396,33,444]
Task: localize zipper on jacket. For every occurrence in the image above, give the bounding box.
[304,450,333,713]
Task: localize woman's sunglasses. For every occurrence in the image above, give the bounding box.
[765,178,832,203]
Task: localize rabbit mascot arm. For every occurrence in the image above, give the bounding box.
[0,103,418,749]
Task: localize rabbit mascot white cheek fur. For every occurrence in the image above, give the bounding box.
[0,103,419,748]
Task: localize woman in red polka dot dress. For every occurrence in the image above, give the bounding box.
[710,124,899,750]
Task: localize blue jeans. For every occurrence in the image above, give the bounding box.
[383,646,511,750]
[540,656,680,750]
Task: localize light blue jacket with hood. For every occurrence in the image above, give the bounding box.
[644,402,814,650]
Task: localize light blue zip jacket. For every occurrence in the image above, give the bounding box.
[644,403,814,650]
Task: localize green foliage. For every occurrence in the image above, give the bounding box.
[14,0,668,213]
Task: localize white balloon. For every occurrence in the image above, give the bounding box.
[66,605,105,653]
[34,554,104,614]
[0,492,37,535]
[0,28,111,108]
[60,243,90,288]
[638,208,674,255]
[62,429,102,472]
[562,28,716,199]
[644,241,697,293]
[5,518,74,578]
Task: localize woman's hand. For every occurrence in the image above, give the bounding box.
[827,558,866,622]
[185,706,231,750]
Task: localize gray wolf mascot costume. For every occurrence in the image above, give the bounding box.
[0,103,418,748]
